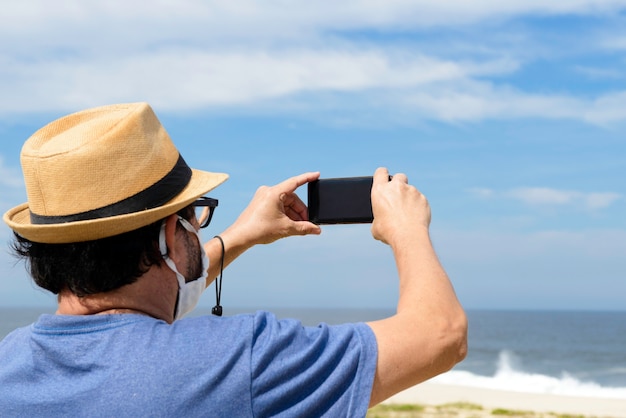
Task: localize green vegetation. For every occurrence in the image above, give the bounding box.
[367,403,425,417]
[378,404,425,411]
[439,402,483,411]
[366,403,608,418]
[492,408,534,416]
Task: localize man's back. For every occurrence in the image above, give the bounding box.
[0,312,376,417]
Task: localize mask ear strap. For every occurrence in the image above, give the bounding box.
[212,235,225,316]
[159,221,168,256]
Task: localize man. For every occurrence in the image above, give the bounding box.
[0,103,467,417]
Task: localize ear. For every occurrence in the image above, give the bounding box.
[163,214,181,261]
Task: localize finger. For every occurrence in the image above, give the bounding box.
[392,172,408,183]
[373,167,389,185]
[279,171,320,194]
[283,194,309,221]
[285,204,305,221]
[293,221,322,236]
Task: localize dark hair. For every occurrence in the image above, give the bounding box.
[11,206,195,297]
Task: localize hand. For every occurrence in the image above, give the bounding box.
[229,172,322,246]
[370,167,431,246]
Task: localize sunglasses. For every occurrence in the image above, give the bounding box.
[193,197,218,229]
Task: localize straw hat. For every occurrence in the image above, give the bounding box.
[3,102,228,244]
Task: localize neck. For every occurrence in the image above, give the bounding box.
[56,266,179,324]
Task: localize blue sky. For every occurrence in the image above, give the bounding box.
[0,1,625,311]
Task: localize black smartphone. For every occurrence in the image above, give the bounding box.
[307,176,374,225]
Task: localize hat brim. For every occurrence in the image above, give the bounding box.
[3,169,228,244]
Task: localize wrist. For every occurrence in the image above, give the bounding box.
[388,225,430,251]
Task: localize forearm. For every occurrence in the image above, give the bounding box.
[368,228,467,405]
[393,229,462,319]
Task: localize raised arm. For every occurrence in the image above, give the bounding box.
[366,167,467,406]
[203,172,322,284]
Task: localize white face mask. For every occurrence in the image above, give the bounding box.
[159,216,209,320]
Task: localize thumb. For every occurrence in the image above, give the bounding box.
[292,221,322,236]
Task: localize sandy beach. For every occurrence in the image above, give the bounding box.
[380,382,626,418]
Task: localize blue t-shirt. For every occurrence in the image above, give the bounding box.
[0,311,377,417]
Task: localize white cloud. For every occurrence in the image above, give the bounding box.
[4,44,623,125]
[585,91,626,124]
[3,42,623,124]
[3,0,626,40]
[470,186,623,210]
[507,187,623,210]
[402,81,588,122]
[574,65,625,80]
[584,192,623,209]
[599,34,626,50]
[0,49,519,114]
[506,187,582,206]
[466,187,495,199]
[0,0,626,123]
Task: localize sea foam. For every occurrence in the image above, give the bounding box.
[432,350,626,400]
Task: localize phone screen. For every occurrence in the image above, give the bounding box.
[307,177,374,224]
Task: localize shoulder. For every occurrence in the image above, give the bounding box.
[247,312,378,416]
[249,310,377,348]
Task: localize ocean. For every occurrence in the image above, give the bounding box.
[2,307,625,401]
